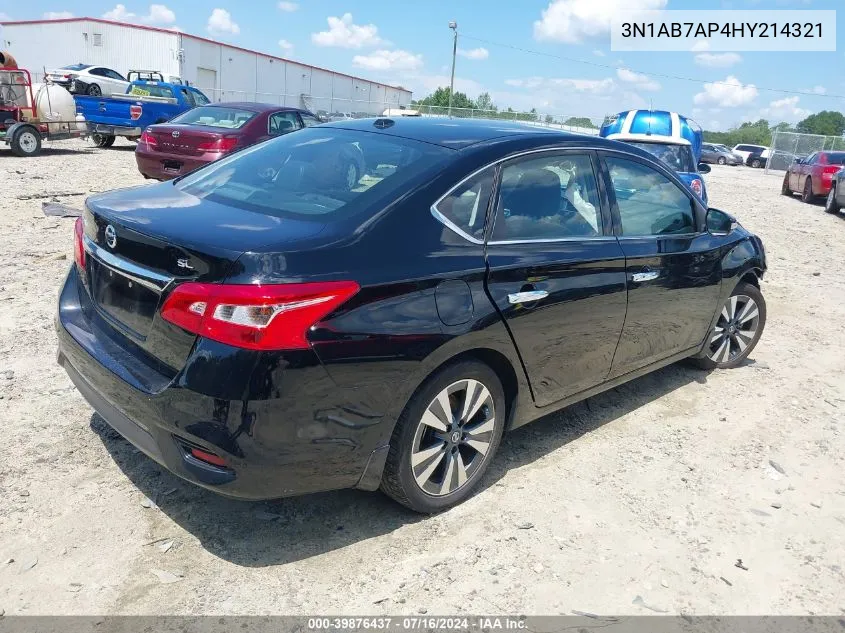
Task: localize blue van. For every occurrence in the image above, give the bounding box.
[600,110,710,205]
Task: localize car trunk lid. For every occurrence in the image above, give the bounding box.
[146,124,237,157]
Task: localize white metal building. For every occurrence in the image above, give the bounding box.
[0,17,412,114]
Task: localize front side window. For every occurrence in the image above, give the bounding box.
[605,156,695,236]
[269,111,302,135]
[178,88,196,107]
[190,89,210,106]
[492,153,602,241]
[433,167,495,241]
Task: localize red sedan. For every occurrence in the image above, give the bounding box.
[136,102,322,181]
[782,151,845,203]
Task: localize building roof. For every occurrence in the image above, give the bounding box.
[0,17,411,94]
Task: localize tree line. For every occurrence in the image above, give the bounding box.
[702,111,845,147]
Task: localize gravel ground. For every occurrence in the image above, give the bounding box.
[0,139,843,616]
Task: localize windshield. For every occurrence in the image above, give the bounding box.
[170,106,258,129]
[176,127,451,219]
[61,64,91,71]
[627,141,696,172]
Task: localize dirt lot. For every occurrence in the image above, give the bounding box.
[0,139,843,617]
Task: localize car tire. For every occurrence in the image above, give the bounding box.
[92,134,116,148]
[380,360,506,513]
[751,158,762,168]
[343,161,360,191]
[10,126,42,157]
[87,83,102,96]
[717,157,726,165]
[781,174,791,196]
[825,184,841,214]
[802,178,815,203]
[691,282,766,370]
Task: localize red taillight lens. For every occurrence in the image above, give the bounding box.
[130,104,142,120]
[189,448,227,468]
[160,281,360,350]
[822,166,840,175]
[690,178,703,196]
[73,217,85,271]
[197,136,239,153]
[139,130,158,150]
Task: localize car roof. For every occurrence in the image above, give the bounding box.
[320,116,630,151]
[204,102,307,113]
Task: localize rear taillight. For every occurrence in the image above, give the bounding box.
[189,447,227,468]
[73,217,85,271]
[139,130,158,150]
[197,136,239,153]
[690,178,703,197]
[130,104,142,120]
[160,281,360,350]
[822,166,841,176]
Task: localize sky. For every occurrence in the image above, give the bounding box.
[1,0,843,130]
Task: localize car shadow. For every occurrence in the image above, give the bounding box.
[90,361,708,568]
[0,147,96,157]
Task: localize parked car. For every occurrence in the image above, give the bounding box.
[701,143,742,166]
[600,109,711,204]
[47,64,129,96]
[57,118,767,513]
[733,144,769,167]
[328,112,354,122]
[824,164,845,213]
[782,151,845,202]
[75,80,209,147]
[136,103,323,180]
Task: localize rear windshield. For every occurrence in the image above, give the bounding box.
[175,127,451,219]
[626,141,696,172]
[825,152,845,165]
[62,64,91,71]
[170,106,257,129]
[128,84,174,99]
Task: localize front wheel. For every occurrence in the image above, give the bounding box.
[802,178,815,203]
[751,158,762,168]
[825,184,841,214]
[717,157,726,165]
[380,361,505,513]
[692,282,766,370]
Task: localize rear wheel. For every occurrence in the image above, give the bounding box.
[87,83,102,96]
[717,157,726,165]
[825,184,841,214]
[781,173,791,196]
[692,282,766,370]
[751,158,762,168]
[10,126,41,157]
[380,361,505,513]
[92,133,115,148]
[802,178,815,203]
[344,161,360,191]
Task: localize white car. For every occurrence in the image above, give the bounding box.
[46,64,129,96]
[733,144,770,166]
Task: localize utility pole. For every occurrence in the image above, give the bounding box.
[448,21,457,118]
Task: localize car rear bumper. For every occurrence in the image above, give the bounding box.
[56,266,385,500]
[135,149,213,181]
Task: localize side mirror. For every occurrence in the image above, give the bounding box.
[794,157,803,164]
[697,163,711,174]
[706,208,737,235]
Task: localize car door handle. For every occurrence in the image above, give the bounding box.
[508,290,548,304]
[631,270,660,283]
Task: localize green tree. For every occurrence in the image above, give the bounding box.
[796,110,845,137]
[563,116,597,129]
[475,91,495,112]
[414,87,476,111]
[544,114,554,124]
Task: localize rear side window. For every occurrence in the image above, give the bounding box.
[433,167,495,241]
[178,88,196,107]
[605,157,695,236]
[190,89,210,106]
[171,106,257,129]
[176,127,450,219]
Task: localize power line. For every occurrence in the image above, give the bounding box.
[460,33,845,101]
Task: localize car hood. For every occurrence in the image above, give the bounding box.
[86,181,328,254]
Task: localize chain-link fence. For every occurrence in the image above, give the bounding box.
[765,130,845,173]
[413,105,603,135]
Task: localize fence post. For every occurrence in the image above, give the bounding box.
[765,129,777,174]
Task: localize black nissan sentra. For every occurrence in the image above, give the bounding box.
[57,118,767,513]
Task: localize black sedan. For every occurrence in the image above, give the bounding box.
[56,118,768,513]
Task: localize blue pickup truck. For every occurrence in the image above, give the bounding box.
[75,79,210,148]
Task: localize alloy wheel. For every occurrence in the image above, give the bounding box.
[707,295,760,363]
[410,379,495,497]
[717,157,726,165]
[345,163,358,190]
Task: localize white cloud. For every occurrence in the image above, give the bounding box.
[506,76,616,95]
[759,96,811,123]
[810,85,826,95]
[0,12,11,21]
[352,49,423,71]
[102,4,175,24]
[43,11,74,19]
[534,0,667,43]
[103,4,135,20]
[311,13,384,48]
[592,49,606,57]
[278,1,298,11]
[616,68,660,91]
[457,47,489,60]
[278,39,294,52]
[207,8,239,35]
[693,75,758,107]
[694,52,742,67]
